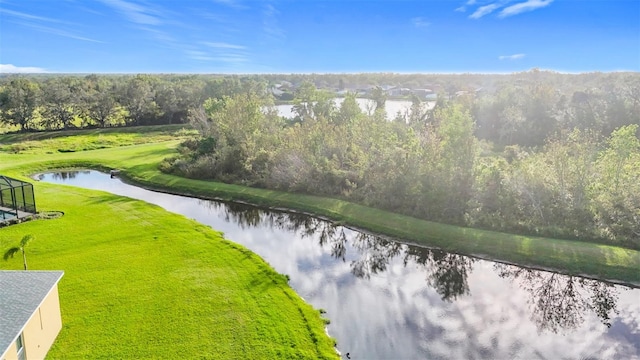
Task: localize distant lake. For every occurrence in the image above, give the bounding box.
[274,98,435,120]
[40,170,640,360]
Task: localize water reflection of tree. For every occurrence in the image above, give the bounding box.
[199,200,350,260]
[493,263,619,333]
[349,236,474,301]
[42,170,90,181]
[199,199,473,301]
[197,199,623,332]
[409,247,473,301]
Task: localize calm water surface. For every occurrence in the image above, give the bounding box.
[39,171,640,360]
[275,98,435,120]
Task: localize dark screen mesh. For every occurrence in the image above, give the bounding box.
[0,176,36,216]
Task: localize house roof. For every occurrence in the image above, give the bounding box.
[0,271,64,356]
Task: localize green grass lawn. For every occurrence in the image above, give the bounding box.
[0,132,338,358]
[0,125,196,154]
[0,180,336,359]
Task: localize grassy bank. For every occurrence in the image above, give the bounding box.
[0,148,337,358]
[0,124,195,154]
[1,133,639,288]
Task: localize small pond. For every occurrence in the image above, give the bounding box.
[39,170,640,359]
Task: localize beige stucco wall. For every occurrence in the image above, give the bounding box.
[22,285,63,360]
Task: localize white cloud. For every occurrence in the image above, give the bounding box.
[1,7,100,43]
[499,53,526,60]
[0,8,63,23]
[99,0,161,25]
[469,3,501,19]
[210,55,249,63]
[187,42,250,65]
[17,22,103,43]
[186,50,215,61]
[498,0,554,18]
[202,42,246,50]
[412,17,430,28]
[0,64,47,73]
[262,3,284,41]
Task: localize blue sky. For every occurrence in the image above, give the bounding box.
[0,0,638,73]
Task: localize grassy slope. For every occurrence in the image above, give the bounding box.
[0,125,195,154]
[1,134,638,287]
[0,145,337,359]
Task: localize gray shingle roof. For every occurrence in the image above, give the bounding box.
[0,271,64,356]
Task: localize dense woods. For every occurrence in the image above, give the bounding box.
[1,71,639,249]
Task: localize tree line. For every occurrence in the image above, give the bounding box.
[0,74,259,131]
[1,72,638,248]
[162,78,639,249]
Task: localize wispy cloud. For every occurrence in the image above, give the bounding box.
[202,42,247,50]
[98,0,186,51]
[499,53,525,60]
[186,50,215,62]
[98,0,161,25]
[188,41,250,66]
[0,64,48,73]
[262,3,285,41]
[498,0,554,18]
[469,3,501,19]
[412,17,430,28]
[210,55,249,63]
[463,0,553,19]
[186,49,249,65]
[0,8,64,23]
[456,0,478,12]
[13,21,104,43]
[1,6,102,43]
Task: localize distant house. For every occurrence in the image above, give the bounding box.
[0,271,64,360]
[269,86,284,97]
[412,88,434,98]
[387,87,411,97]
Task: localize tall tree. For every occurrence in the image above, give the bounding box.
[86,78,120,127]
[42,77,84,130]
[0,78,40,131]
[591,125,640,246]
[120,75,159,125]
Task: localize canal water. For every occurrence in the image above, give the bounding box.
[39,170,640,359]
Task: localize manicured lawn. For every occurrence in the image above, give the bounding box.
[0,147,337,359]
[0,125,196,154]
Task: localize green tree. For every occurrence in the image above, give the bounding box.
[3,234,35,270]
[42,77,85,130]
[292,81,336,123]
[86,78,120,127]
[336,92,362,125]
[591,125,640,247]
[0,78,40,131]
[120,75,159,125]
[425,104,478,223]
[370,86,387,113]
